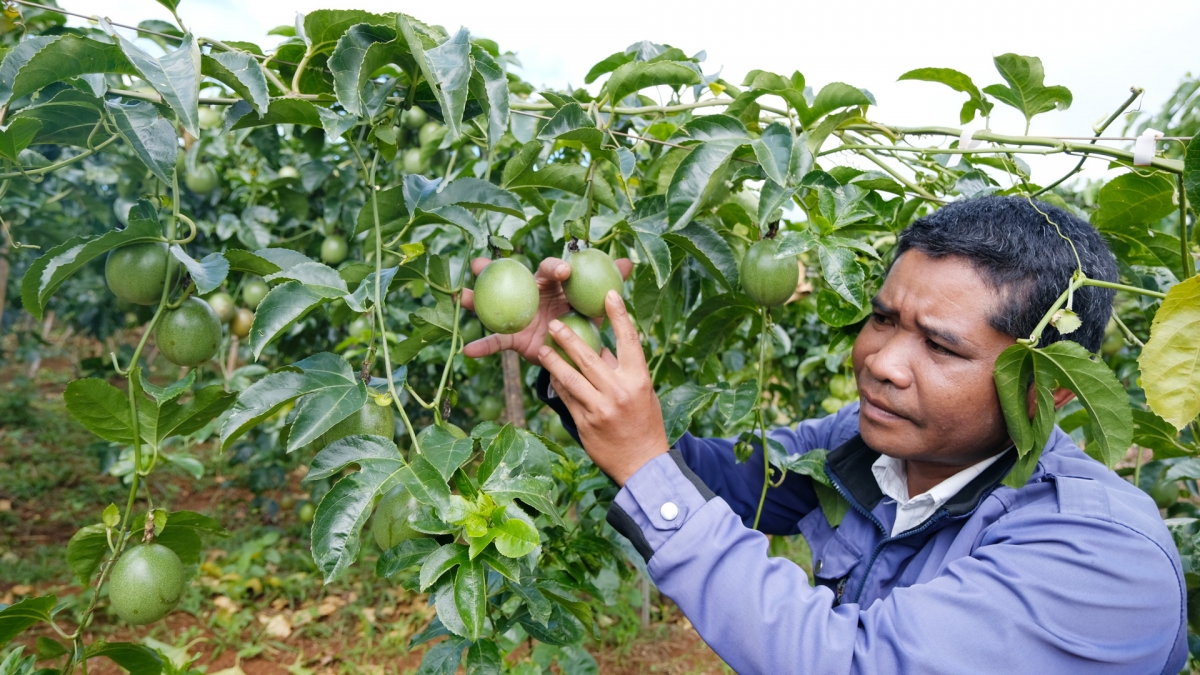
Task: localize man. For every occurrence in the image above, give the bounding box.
[463,196,1186,674]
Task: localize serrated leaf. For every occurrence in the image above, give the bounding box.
[396,454,453,514]
[665,139,745,229]
[537,102,618,167]
[758,179,799,225]
[230,98,323,130]
[401,18,471,141]
[752,122,794,187]
[0,36,136,108]
[420,426,475,481]
[10,88,103,147]
[465,640,501,675]
[304,9,392,47]
[222,353,357,448]
[288,381,368,452]
[201,51,269,115]
[605,60,699,105]
[898,67,993,124]
[660,383,720,445]
[223,249,281,276]
[491,516,538,559]
[83,641,163,675]
[629,213,671,288]
[1140,275,1200,429]
[140,384,236,446]
[328,23,400,117]
[102,21,201,137]
[981,54,1072,126]
[1033,341,1132,467]
[169,246,228,295]
[662,221,739,291]
[249,281,327,358]
[481,474,564,527]
[104,100,178,184]
[20,199,161,320]
[376,538,440,577]
[0,596,56,647]
[454,559,486,640]
[1185,140,1200,212]
[420,543,468,591]
[65,378,135,443]
[266,261,348,297]
[415,634,466,675]
[468,45,508,150]
[1092,172,1177,231]
[0,118,41,163]
[66,524,108,585]
[505,162,618,211]
[775,229,818,258]
[501,140,541,188]
[717,380,758,427]
[794,82,871,128]
[816,244,866,309]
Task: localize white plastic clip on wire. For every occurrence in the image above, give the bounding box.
[1132,128,1163,166]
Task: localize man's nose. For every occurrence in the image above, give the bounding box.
[864,333,914,389]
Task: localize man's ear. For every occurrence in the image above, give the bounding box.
[1026,386,1076,417]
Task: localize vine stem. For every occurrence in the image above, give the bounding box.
[1178,173,1195,279]
[0,135,118,179]
[1033,87,1143,197]
[752,306,771,531]
[347,140,421,454]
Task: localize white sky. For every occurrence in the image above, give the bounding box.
[65,0,1200,185]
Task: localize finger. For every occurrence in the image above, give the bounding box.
[605,290,647,369]
[536,257,571,285]
[539,344,601,410]
[470,257,491,276]
[547,318,614,388]
[460,287,475,312]
[462,332,514,359]
[600,348,619,369]
[615,257,633,280]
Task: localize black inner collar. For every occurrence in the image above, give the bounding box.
[825,434,1018,518]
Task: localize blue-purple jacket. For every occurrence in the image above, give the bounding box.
[539,374,1187,674]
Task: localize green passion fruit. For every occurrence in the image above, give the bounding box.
[155,297,221,367]
[242,279,269,309]
[323,398,395,446]
[460,318,483,344]
[185,164,219,194]
[418,121,444,148]
[402,148,424,174]
[563,248,623,318]
[198,106,221,129]
[106,243,170,305]
[473,258,539,334]
[278,166,300,179]
[741,239,799,307]
[108,543,185,625]
[544,312,602,369]
[403,106,428,130]
[205,292,236,324]
[478,397,503,421]
[298,502,316,523]
[371,485,425,550]
[231,308,254,338]
[321,235,348,265]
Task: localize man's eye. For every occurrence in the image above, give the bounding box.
[927,339,955,356]
[872,312,892,326]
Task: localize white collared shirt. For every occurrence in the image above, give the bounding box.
[871,452,1005,536]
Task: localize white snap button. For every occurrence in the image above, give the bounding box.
[660,502,679,521]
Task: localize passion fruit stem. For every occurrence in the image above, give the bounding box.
[752,306,773,531]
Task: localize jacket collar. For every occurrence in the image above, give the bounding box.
[826,434,1018,520]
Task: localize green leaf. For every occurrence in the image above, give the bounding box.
[660,383,720,445]
[231,99,324,130]
[102,21,201,137]
[605,61,699,105]
[266,261,348,297]
[542,589,598,642]
[680,295,755,363]
[223,249,281,276]
[415,635,467,675]
[1140,275,1200,429]
[816,244,867,309]
[0,36,136,108]
[0,118,41,162]
[759,179,800,225]
[796,82,871,128]
[501,140,542,188]
[20,199,161,320]
[813,482,849,528]
[396,454,453,514]
[898,67,993,124]
[584,51,632,84]
[328,23,400,117]
[421,426,476,481]
[1034,341,1133,467]
[1132,409,1191,458]
[201,50,270,115]
[222,352,359,448]
[509,582,553,627]
[140,384,236,446]
[421,178,525,219]
[169,246,228,295]
[420,543,469,590]
[717,380,758,427]
[249,281,327,359]
[66,524,108,584]
[981,54,1072,126]
[1184,140,1200,213]
[0,596,56,647]
[104,100,178,185]
[401,18,471,141]
[491,516,538,559]
[505,163,618,211]
[629,212,672,288]
[669,115,750,144]
[10,88,103,147]
[481,474,565,527]
[454,559,487,640]
[994,345,1042,456]
[83,641,163,675]
[665,139,745,229]
[289,384,368,453]
[468,45,509,151]
[311,436,406,582]
[376,538,440,577]
[465,640,502,675]
[536,102,618,167]
[155,0,181,11]
[752,122,795,187]
[775,229,818,258]
[36,636,67,661]
[1092,172,1177,231]
[65,378,135,443]
[662,221,739,291]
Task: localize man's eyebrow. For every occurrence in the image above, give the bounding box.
[870,297,964,347]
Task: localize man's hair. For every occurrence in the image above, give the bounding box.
[895,196,1118,352]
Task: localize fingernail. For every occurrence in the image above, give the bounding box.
[549,319,564,332]
[538,346,552,357]
[607,290,618,301]
[557,264,570,275]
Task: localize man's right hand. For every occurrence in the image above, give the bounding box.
[460,255,632,366]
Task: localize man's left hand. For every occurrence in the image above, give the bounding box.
[539,289,669,486]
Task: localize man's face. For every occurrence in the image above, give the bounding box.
[850,250,1017,465]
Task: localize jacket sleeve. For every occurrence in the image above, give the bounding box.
[537,368,856,535]
[608,456,1186,675]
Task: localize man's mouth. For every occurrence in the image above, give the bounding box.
[859,390,911,425]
